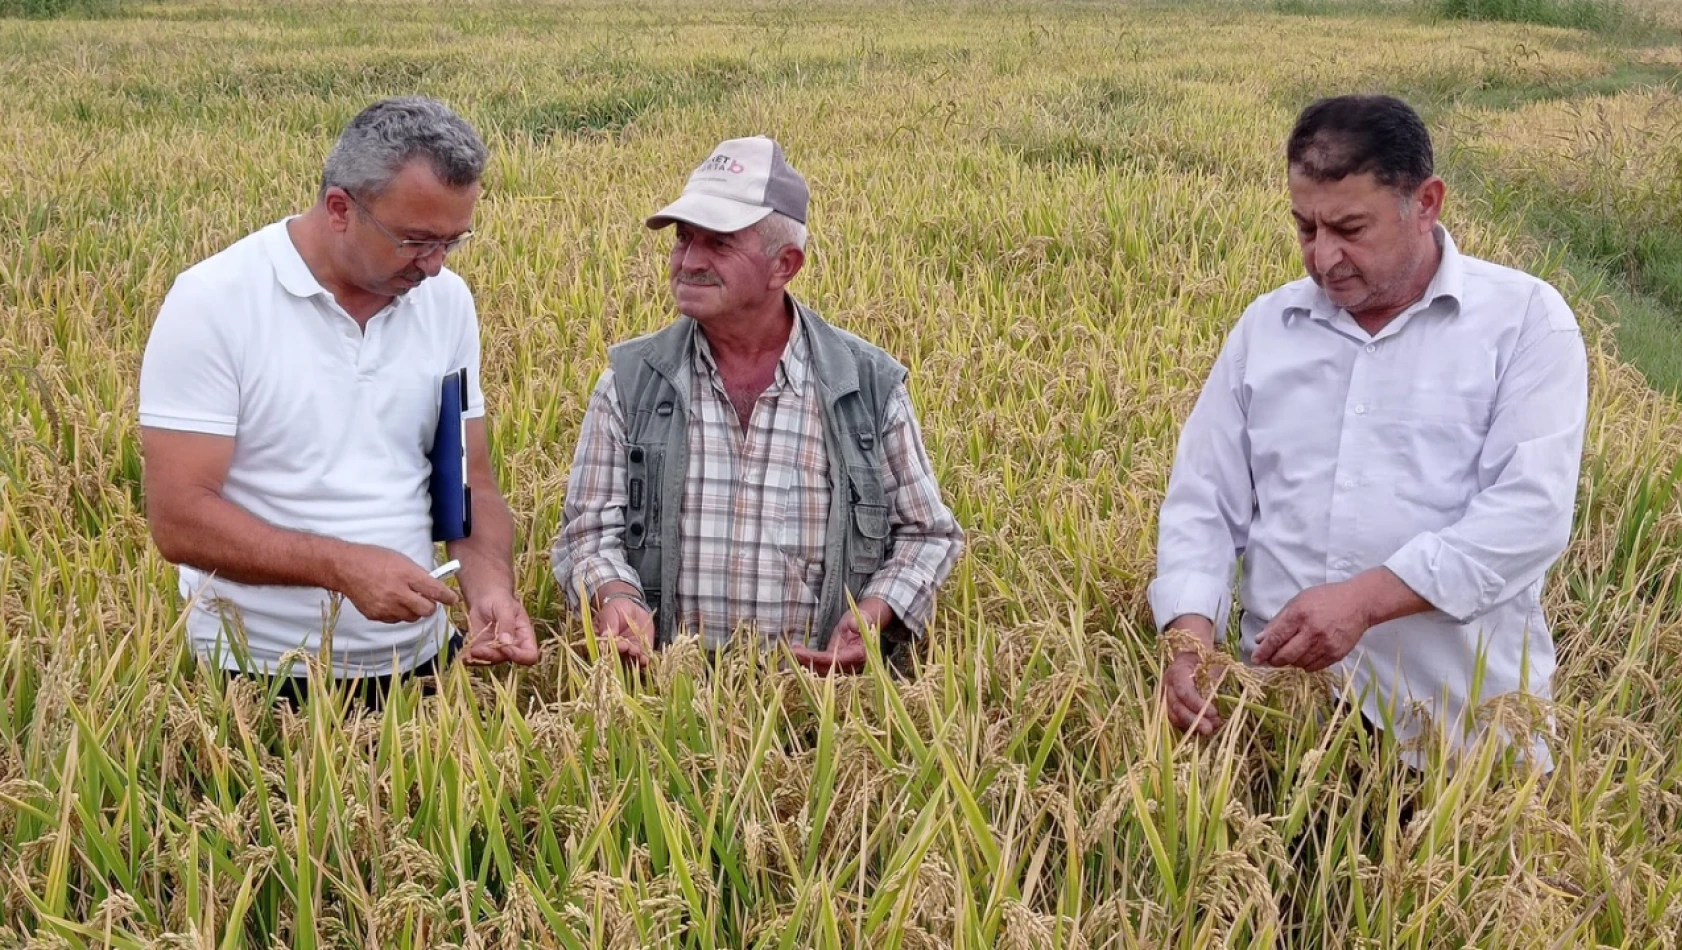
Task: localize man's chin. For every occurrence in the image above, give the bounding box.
[672,285,720,314]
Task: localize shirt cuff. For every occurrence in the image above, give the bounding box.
[563,556,644,609]
[138,410,238,437]
[860,575,928,636]
[1146,572,1231,634]
[1383,532,1503,623]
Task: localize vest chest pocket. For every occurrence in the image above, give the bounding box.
[847,463,891,574]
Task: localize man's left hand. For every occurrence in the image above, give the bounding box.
[1254,568,1432,672]
[789,598,895,676]
[1253,580,1373,672]
[462,589,541,667]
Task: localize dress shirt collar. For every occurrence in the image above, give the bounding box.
[1284,224,1464,328]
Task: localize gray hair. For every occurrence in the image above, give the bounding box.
[753,211,809,257]
[319,97,488,199]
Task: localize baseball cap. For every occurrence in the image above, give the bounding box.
[646,136,809,232]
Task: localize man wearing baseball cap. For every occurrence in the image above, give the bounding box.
[552,136,964,673]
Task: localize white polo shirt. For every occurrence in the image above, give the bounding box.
[139,219,485,677]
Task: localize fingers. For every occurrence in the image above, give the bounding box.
[787,643,829,675]
[1300,649,1339,673]
[828,642,868,675]
[1163,660,1222,736]
[1263,630,1316,669]
[395,589,436,623]
[615,633,649,667]
[410,574,460,607]
[507,615,541,665]
[1253,611,1298,666]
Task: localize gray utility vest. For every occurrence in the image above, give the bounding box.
[608,300,907,650]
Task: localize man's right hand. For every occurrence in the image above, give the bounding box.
[1161,614,1223,736]
[331,544,459,624]
[594,584,655,667]
[1163,650,1223,736]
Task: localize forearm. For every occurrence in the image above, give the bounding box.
[448,488,516,602]
[151,489,357,591]
[1347,567,1431,628]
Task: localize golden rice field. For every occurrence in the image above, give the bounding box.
[3,0,1682,946]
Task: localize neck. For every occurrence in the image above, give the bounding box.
[1350,232,1442,334]
[696,294,794,363]
[287,206,391,326]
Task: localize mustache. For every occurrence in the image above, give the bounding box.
[674,270,722,286]
[1322,266,1359,282]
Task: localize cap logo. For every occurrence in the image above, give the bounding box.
[698,154,746,174]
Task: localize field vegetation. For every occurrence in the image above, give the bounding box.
[2,0,1682,946]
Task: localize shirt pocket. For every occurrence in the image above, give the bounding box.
[1379,390,1493,520]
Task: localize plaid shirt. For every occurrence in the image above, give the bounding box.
[553,318,963,649]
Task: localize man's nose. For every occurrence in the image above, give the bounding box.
[1313,233,1344,275]
[416,246,448,277]
[675,242,712,273]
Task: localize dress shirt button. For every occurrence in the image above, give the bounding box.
[1354,404,1367,415]
[1341,479,1356,490]
[1364,344,1376,353]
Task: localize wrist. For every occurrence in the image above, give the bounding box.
[596,585,649,612]
[1345,570,1391,628]
[455,558,513,603]
[1165,614,1216,646]
[318,539,357,594]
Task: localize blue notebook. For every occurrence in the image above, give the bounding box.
[429,368,472,542]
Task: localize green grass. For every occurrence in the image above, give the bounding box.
[1430,0,1638,30]
[0,0,120,17]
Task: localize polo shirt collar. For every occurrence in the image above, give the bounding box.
[264,217,415,310]
[1284,224,1464,325]
[266,218,329,299]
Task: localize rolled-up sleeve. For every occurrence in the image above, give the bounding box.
[1147,321,1255,637]
[551,370,645,608]
[860,384,964,635]
[1385,289,1588,623]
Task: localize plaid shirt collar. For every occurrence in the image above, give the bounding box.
[691,304,811,396]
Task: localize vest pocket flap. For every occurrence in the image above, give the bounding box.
[852,503,891,539]
[846,463,887,507]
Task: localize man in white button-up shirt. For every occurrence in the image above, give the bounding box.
[139,97,539,705]
[1152,95,1587,765]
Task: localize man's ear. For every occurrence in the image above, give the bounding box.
[323,187,354,233]
[1414,176,1446,233]
[768,245,805,291]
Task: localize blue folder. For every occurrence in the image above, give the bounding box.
[429,368,472,542]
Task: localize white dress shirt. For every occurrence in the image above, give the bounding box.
[139,220,484,676]
[1150,228,1587,763]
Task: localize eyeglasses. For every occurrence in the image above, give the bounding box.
[347,192,474,259]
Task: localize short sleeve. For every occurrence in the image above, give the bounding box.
[138,273,243,437]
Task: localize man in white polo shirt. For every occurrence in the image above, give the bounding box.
[1153,95,1588,768]
[139,96,538,705]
